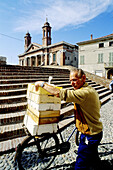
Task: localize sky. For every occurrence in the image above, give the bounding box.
[0,0,113,65]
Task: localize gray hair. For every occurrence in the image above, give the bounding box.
[70,68,86,78]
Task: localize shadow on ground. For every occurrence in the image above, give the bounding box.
[48,160,113,170]
[48,142,113,170]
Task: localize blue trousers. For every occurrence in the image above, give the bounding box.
[75,131,103,170]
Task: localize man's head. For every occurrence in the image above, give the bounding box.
[70,68,86,89]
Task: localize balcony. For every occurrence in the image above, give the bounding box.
[104,62,113,68]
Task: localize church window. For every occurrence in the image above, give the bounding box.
[53,54,56,62]
[44,30,46,37]
[48,31,50,37]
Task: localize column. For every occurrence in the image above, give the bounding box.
[36,55,38,66]
[60,50,65,66]
[41,54,43,64]
[30,57,32,67]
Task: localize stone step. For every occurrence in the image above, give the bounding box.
[0,81,102,91]
[87,81,96,85]
[0,136,27,154]
[0,74,69,79]
[0,122,26,142]
[58,117,74,131]
[96,87,108,94]
[0,72,69,77]
[0,82,69,96]
[0,67,69,74]
[60,105,74,118]
[94,85,105,90]
[0,116,74,154]
[0,65,69,71]
[101,93,113,105]
[0,69,69,76]
[0,94,27,104]
[0,111,25,125]
[0,88,26,96]
[0,78,48,84]
[0,68,69,74]
[0,79,92,90]
[0,83,28,90]
[0,101,70,126]
[0,83,110,104]
[0,104,74,142]
[89,83,102,87]
[0,81,70,94]
[0,78,70,84]
[0,102,27,113]
[99,90,112,99]
[0,82,110,104]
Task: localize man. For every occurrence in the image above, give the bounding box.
[35,68,103,170]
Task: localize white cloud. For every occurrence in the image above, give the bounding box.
[15,0,113,33]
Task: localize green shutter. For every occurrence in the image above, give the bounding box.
[98,53,103,63]
[109,52,113,66]
[80,55,84,65]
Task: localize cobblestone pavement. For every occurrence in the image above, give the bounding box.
[0,99,113,170]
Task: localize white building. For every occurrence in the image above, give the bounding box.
[77,34,113,79]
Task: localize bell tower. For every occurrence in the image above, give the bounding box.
[24,32,31,51]
[42,18,52,46]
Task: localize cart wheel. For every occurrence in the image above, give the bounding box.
[16,133,59,170]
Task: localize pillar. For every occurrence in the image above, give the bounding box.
[36,56,38,66]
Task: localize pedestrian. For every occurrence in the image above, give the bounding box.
[35,68,103,170]
[109,80,113,93]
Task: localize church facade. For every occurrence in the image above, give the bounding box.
[18,21,78,67]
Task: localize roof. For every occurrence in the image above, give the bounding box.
[77,33,113,45]
[47,41,77,48]
[18,41,78,57]
[25,43,42,52]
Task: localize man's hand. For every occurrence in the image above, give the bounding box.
[35,81,44,90]
[35,81,60,97]
[35,81,44,87]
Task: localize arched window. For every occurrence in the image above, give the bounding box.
[44,30,46,37]
[53,54,56,62]
[48,31,50,37]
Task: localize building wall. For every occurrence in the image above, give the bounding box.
[79,39,113,77]
[65,50,78,67]
[19,43,78,67]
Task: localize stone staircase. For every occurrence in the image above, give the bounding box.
[0,65,112,154]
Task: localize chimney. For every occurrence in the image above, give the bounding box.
[91,34,93,40]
